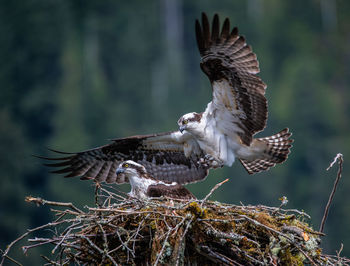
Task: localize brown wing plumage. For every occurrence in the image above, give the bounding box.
[39,132,208,185]
[196,13,267,145]
[239,128,293,174]
[147,184,196,200]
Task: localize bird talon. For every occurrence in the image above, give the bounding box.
[198,155,223,169]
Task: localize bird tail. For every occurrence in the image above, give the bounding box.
[239,128,293,175]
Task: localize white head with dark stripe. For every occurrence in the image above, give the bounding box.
[116,160,157,199]
[116,160,148,178]
[177,112,203,134]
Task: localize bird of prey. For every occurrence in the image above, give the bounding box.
[41,13,292,185]
[116,160,195,200]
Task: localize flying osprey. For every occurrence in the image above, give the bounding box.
[116,160,195,200]
[41,13,292,185]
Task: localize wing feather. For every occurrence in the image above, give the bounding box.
[220,18,230,41]
[95,162,110,182]
[211,14,220,42]
[40,131,208,185]
[202,13,211,49]
[196,13,268,145]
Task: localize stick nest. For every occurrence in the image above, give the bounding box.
[4,183,350,266]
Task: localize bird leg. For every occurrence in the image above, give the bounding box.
[199,154,224,169]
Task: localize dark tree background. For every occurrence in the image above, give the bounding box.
[1,0,349,264]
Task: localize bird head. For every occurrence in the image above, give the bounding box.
[177,112,202,133]
[116,160,147,179]
[116,160,155,199]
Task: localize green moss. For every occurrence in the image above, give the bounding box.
[185,201,207,219]
[280,247,305,265]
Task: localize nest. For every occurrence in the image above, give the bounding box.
[0,180,345,266]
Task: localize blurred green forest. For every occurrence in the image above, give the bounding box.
[1,0,349,264]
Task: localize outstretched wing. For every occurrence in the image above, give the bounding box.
[39,131,208,185]
[196,13,267,145]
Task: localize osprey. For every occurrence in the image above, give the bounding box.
[41,13,292,185]
[116,160,195,200]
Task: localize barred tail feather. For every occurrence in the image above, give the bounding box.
[239,128,293,174]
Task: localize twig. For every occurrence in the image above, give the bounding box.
[1,220,68,265]
[153,230,172,266]
[319,153,344,233]
[204,222,259,247]
[78,235,118,265]
[336,243,344,259]
[25,196,84,214]
[40,255,60,265]
[0,250,22,266]
[23,239,57,254]
[115,227,135,259]
[239,214,317,265]
[94,182,102,207]
[51,221,82,254]
[96,222,109,263]
[239,214,293,242]
[195,244,240,266]
[201,178,229,207]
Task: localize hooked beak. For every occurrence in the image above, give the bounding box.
[179,125,186,133]
[116,168,125,175]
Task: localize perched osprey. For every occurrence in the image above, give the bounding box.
[41,13,292,185]
[116,160,195,200]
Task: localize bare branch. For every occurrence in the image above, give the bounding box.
[201,178,229,207]
[25,196,84,214]
[319,153,344,233]
[1,220,68,265]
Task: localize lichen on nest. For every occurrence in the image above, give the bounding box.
[2,183,350,266]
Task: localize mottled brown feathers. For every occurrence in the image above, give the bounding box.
[196,13,268,144]
[147,184,196,200]
[40,132,209,185]
[239,128,293,174]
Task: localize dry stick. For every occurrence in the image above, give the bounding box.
[195,244,239,266]
[154,216,187,266]
[22,239,58,254]
[40,255,60,266]
[25,196,84,214]
[0,220,68,266]
[99,186,128,202]
[201,178,229,208]
[0,252,22,266]
[336,243,344,260]
[51,221,82,254]
[96,222,109,264]
[204,221,260,247]
[131,214,151,254]
[115,227,135,258]
[153,230,172,266]
[319,153,344,233]
[78,235,118,266]
[239,214,317,266]
[174,216,194,266]
[94,182,102,207]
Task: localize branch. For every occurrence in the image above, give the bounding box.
[25,196,84,214]
[319,153,344,233]
[200,178,229,207]
[1,220,68,265]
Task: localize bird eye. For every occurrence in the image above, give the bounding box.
[124,163,129,168]
[183,119,188,125]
